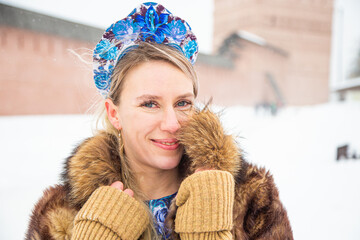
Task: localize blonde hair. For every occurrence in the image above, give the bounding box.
[96,42,198,134]
[93,42,198,239]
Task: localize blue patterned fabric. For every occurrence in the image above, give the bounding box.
[93,2,199,98]
[147,192,177,239]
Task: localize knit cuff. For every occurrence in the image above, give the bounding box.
[72,220,119,239]
[175,170,235,233]
[179,231,233,240]
[73,186,149,240]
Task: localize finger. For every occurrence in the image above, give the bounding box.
[110,181,124,191]
[123,189,134,198]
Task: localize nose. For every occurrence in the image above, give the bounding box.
[160,107,181,133]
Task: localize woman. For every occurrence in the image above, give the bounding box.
[26,2,293,240]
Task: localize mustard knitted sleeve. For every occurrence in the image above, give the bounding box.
[72,186,149,240]
[175,170,235,239]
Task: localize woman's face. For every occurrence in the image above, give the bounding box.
[117,60,194,173]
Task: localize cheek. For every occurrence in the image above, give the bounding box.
[122,113,160,139]
[177,109,193,124]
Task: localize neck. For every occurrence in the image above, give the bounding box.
[132,166,181,200]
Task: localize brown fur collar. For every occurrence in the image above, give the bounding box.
[62,132,123,210]
[27,108,293,239]
[61,109,245,210]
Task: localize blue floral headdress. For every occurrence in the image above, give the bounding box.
[93,2,199,98]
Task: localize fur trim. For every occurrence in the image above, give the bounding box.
[168,108,292,238]
[62,131,122,209]
[177,108,241,176]
[26,185,75,240]
[27,109,293,239]
[47,207,77,239]
[232,164,293,239]
[167,108,243,239]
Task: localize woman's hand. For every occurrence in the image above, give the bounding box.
[195,168,215,173]
[110,181,134,197]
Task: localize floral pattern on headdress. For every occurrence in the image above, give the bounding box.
[93,2,199,98]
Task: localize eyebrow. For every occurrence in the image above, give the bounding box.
[136,93,194,101]
[177,93,195,99]
[136,95,160,101]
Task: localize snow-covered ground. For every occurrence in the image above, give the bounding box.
[1,102,359,239]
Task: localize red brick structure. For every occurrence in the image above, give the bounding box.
[0,1,333,115]
[195,33,289,106]
[0,4,102,115]
[0,26,98,115]
[199,0,333,106]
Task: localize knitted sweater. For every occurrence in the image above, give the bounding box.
[72,170,234,240]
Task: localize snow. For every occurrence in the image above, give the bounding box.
[1,102,360,239]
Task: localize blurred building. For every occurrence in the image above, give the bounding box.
[0,1,334,115]
[199,0,333,106]
[0,3,102,115]
[330,0,360,102]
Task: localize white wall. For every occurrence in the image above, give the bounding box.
[330,0,360,90]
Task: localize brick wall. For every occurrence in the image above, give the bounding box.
[0,26,100,115]
[0,1,334,115]
[211,0,333,105]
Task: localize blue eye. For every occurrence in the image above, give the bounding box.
[177,101,187,107]
[142,101,157,108]
[177,100,192,108]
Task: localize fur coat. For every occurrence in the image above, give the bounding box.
[26,109,293,240]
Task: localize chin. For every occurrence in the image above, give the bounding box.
[156,156,181,170]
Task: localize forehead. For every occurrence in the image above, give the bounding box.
[121,60,194,98]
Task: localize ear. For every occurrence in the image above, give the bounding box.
[105,99,122,130]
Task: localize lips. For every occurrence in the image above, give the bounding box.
[151,139,180,150]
